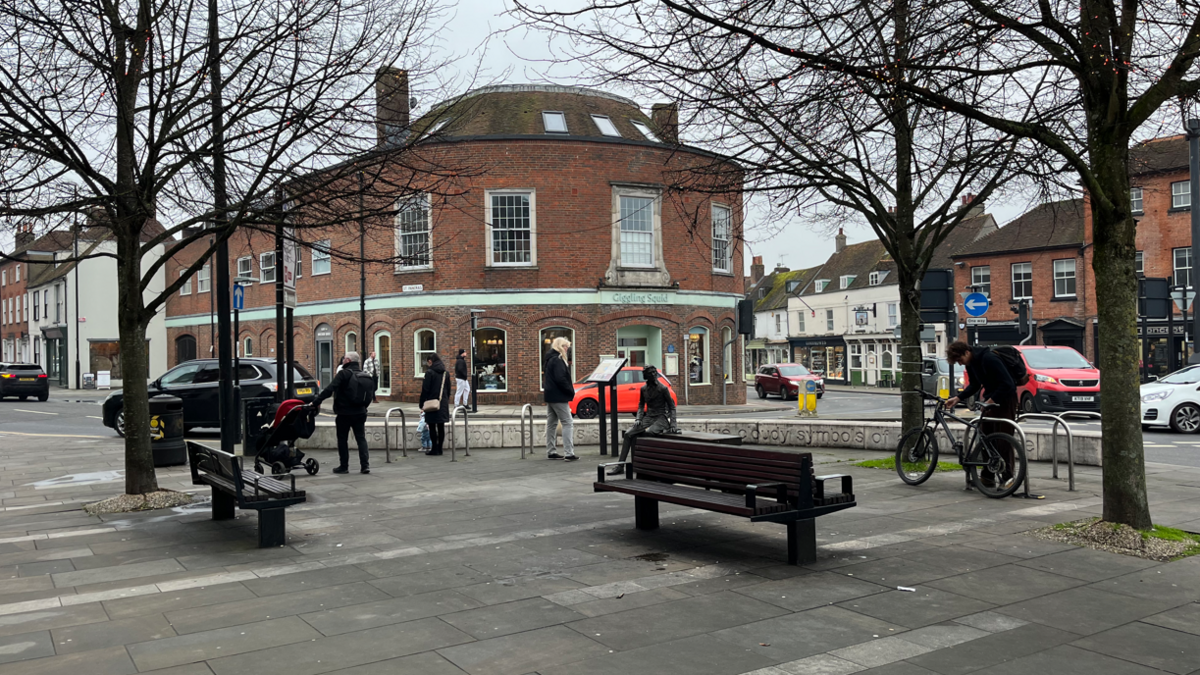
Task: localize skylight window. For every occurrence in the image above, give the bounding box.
[542,111,568,133]
[630,120,659,142]
[591,115,621,137]
[427,117,451,135]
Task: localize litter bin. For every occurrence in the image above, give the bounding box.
[148,394,186,467]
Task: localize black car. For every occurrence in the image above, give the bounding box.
[0,363,50,401]
[102,358,320,437]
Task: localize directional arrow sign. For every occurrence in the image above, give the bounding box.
[232,283,245,311]
[963,292,989,317]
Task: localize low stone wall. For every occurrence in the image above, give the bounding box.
[297,416,1102,466]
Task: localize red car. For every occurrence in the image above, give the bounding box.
[755,363,825,400]
[570,367,678,418]
[1014,345,1099,413]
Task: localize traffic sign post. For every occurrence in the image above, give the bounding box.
[963,292,989,317]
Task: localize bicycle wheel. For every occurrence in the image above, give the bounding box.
[966,432,1026,498]
[895,427,939,486]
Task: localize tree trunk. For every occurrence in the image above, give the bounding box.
[898,271,925,433]
[1091,147,1152,529]
[117,224,158,495]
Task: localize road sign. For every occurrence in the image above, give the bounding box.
[1172,287,1196,312]
[282,228,296,291]
[965,317,988,325]
[963,292,989,317]
[232,283,244,311]
[283,288,297,309]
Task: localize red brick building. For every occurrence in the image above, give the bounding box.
[1,225,39,363]
[165,83,746,405]
[952,134,1197,379]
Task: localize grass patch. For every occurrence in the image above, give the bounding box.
[1143,525,1200,547]
[854,457,960,473]
[1029,517,1200,562]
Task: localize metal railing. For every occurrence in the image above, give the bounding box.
[1017,412,1075,491]
[384,407,407,462]
[520,403,533,459]
[973,417,1038,499]
[449,406,470,462]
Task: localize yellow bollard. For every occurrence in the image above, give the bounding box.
[798,380,819,417]
[936,374,950,400]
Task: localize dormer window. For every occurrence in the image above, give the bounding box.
[786,280,800,293]
[631,120,658,142]
[815,279,830,293]
[591,115,621,137]
[840,275,855,289]
[427,117,452,136]
[542,111,568,134]
[869,271,880,286]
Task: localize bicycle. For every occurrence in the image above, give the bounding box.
[895,389,1027,498]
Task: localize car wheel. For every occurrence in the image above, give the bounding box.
[18,396,27,401]
[817,393,824,399]
[1142,424,1152,432]
[37,392,48,402]
[1170,403,1200,434]
[1021,393,1037,415]
[755,384,766,399]
[114,408,126,438]
[577,398,599,419]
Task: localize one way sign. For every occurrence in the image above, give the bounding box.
[232,283,245,311]
[963,292,989,317]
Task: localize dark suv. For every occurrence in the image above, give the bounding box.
[102,358,319,437]
[0,363,50,401]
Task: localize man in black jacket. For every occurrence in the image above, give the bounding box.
[454,349,470,409]
[313,351,372,474]
[945,341,1017,487]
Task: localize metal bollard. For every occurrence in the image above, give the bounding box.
[520,403,533,459]
[982,417,1039,499]
[449,406,470,461]
[1017,412,1075,491]
[384,407,407,462]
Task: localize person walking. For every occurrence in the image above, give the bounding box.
[419,352,451,456]
[362,351,380,403]
[543,337,577,460]
[312,352,374,474]
[610,365,677,474]
[454,349,471,408]
[944,340,1018,489]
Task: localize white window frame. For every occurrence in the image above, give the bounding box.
[888,303,898,327]
[840,275,855,289]
[630,120,659,142]
[795,311,805,334]
[688,327,710,385]
[826,309,835,332]
[259,252,276,284]
[722,326,733,382]
[613,187,663,271]
[711,204,732,273]
[485,190,537,267]
[473,327,508,392]
[869,271,880,286]
[414,328,436,378]
[1131,187,1144,214]
[542,111,568,133]
[236,256,253,281]
[198,264,211,293]
[395,193,432,270]
[1011,262,1032,300]
[311,240,331,276]
[1136,250,1144,275]
[14,264,18,282]
[345,331,357,356]
[971,265,991,297]
[815,279,830,293]
[243,336,253,358]
[591,115,621,137]
[1175,247,1193,288]
[775,314,782,334]
[32,290,39,321]
[1053,258,1077,298]
[1173,180,1191,209]
[179,269,191,295]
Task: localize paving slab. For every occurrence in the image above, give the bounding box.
[126,615,322,671]
[1141,601,1200,636]
[0,644,136,675]
[966,643,1167,675]
[300,588,483,636]
[319,650,475,675]
[0,629,55,665]
[1013,546,1162,582]
[711,605,908,663]
[837,587,994,629]
[437,624,609,675]
[731,571,889,611]
[906,623,1079,675]
[51,613,174,653]
[1070,620,1200,674]
[538,633,777,675]
[924,563,1086,604]
[995,585,1181,636]
[0,603,109,638]
[440,596,586,638]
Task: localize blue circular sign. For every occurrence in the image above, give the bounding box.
[963,292,989,317]
[805,380,817,392]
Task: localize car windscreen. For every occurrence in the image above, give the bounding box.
[777,366,810,377]
[6,364,43,372]
[1020,349,1092,370]
[1160,366,1200,385]
[291,363,315,380]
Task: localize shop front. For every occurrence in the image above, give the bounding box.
[1138,321,1192,381]
[788,336,847,384]
[844,335,898,387]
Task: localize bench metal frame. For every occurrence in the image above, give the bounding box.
[187,441,306,547]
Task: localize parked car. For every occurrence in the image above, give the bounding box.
[101,358,320,437]
[1141,365,1200,433]
[1013,345,1100,414]
[920,356,965,397]
[570,367,677,418]
[0,363,50,401]
[754,363,824,400]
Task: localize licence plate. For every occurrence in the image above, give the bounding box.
[1073,396,1095,402]
[18,378,35,382]
[295,387,313,396]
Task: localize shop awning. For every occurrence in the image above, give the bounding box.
[746,339,766,350]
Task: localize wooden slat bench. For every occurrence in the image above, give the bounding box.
[186,441,306,547]
[595,435,855,564]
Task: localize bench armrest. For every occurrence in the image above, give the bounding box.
[597,461,630,483]
[813,474,852,501]
[745,482,788,510]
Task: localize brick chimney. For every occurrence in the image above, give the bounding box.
[375,67,410,147]
[14,222,33,249]
[835,227,846,253]
[750,255,765,285]
[651,103,679,143]
[961,193,984,217]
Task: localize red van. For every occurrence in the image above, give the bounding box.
[1014,345,1100,414]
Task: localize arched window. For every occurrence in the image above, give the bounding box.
[688,327,709,385]
[375,332,392,394]
[243,336,253,358]
[346,331,357,356]
[414,329,436,377]
[175,334,197,364]
[722,326,733,382]
[474,327,507,392]
[539,327,575,388]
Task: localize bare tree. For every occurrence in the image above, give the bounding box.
[513,0,1049,434]
[0,0,466,495]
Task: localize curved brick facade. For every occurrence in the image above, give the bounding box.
[165,86,745,405]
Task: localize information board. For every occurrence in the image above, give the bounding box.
[585,357,628,383]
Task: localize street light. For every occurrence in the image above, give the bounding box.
[469,309,484,413]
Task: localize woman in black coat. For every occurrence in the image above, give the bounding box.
[418,352,451,455]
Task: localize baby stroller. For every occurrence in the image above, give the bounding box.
[252,399,320,476]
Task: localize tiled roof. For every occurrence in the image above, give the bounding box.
[754,267,818,311]
[1129,135,1188,176]
[952,199,1084,258]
